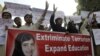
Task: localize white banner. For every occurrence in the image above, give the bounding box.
[80,11,89,18]
[96,17,100,23]
[66,16,82,23]
[92,29,100,45]
[4,2,32,16]
[81,11,93,17]
[5,8,32,16]
[94,11,100,18]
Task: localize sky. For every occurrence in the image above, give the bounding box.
[0,0,78,16]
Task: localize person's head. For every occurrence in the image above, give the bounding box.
[2,12,12,19]
[13,32,35,56]
[24,14,33,24]
[14,17,22,27]
[55,17,63,26]
[67,20,75,28]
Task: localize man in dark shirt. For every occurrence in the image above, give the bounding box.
[50,5,67,32]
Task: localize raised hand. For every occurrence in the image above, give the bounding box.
[64,16,67,23]
[45,1,49,10]
[64,16,67,28]
[41,1,49,17]
[53,4,57,13]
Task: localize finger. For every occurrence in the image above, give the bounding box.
[45,1,48,8]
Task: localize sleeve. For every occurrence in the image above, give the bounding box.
[50,13,56,28]
[80,18,88,30]
[35,8,48,29]
[34,16,44,29]
[80,18,89,35]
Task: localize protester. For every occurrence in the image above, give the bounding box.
[0,5,12,56]
[50,4,68,32]
[79,11,94,35]
[0,11,13,56]
[67,20,78,33]
[13,17,22,28]
[20,1,49,30]
[0,11,13,33]
[20,14,33,30]
[1,11,13,30]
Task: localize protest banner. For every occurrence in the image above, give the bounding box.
[68,16,82,23]
[96,18,100,23]
[6,29,93,56]
[4,2,31,16]
[92,29,100,45]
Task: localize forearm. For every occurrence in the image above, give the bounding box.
[80,18,88,30]
[37,7,48,25]
[41,1,49,20]
[64,23,67,28]
[50,13,55,25]
[41,9,48,17]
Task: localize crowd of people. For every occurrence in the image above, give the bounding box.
[1,1,100,56]
[0,1,100,36]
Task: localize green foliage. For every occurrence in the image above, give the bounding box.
[76,0,100,15]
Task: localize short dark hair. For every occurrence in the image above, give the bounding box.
[24,14,32,19]
[12,32,35,56]
[14,17,21,22]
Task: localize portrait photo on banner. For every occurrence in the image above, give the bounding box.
[6,29,93,56]
[6,29,38,56]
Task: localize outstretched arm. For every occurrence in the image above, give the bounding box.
[50,4,57,27]
[41,1,49,18]
[82,9,94,28]
[80,10,94,35]
[64,16,67,28]
[36,1,49,28]
[38,1,49,22]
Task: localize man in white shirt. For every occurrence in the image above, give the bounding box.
[0,11,13,40]
[20,1,49,31]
